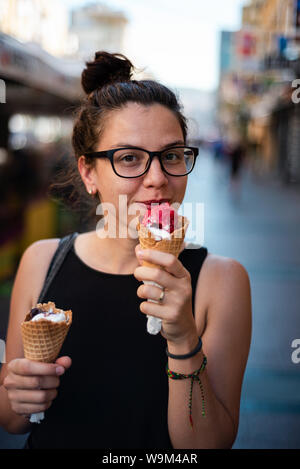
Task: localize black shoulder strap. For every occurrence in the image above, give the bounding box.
[37,232,79,303]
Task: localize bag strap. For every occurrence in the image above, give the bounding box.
[37,232,79,303]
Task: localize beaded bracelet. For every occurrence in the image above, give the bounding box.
[166,354,207,429]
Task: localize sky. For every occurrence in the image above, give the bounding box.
[64,0,247,91]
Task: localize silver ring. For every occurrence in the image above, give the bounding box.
[158,289,165,302]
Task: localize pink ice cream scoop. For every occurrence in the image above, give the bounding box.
[141,202,178,238]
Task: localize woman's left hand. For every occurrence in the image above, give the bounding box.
[133,245,198,344]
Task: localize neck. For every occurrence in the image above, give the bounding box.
[92,230,140,275]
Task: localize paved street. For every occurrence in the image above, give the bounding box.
[0,148,300,448]
[185,149,300,448]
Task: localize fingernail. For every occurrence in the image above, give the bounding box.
[137,249,144,258]
[56,366,65,376]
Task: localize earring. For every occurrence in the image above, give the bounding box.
[88,188,93,195]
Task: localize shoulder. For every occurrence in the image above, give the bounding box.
[25,237,60,253]
[203,252,250,284]
[19,238,61,306]
[197,251,252,361]
[194,251,251,335]
[22,238,61,271]
[201,252,251,312]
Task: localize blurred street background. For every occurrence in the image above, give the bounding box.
[0,0,300,449]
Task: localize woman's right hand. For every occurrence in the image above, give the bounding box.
[3,356,72,418]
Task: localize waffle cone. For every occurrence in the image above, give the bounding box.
[137,215,189,268]
[21,301,72,363]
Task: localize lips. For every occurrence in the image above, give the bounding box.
[138,199,170,206]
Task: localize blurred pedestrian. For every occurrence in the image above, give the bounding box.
[213,139,224,161]
[228,141,245,201]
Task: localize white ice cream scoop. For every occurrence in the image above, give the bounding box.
[31,312,67,323]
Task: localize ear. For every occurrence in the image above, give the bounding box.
[78,155,96,189]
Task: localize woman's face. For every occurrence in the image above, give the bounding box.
[79,102,188,234]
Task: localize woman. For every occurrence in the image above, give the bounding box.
[0,52,251,449]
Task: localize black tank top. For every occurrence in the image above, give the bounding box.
[26,234,208,449]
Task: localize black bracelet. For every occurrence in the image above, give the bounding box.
[166,336,202,360]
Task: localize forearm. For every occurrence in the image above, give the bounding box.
[0,385,32,434]
[167,337,236,449]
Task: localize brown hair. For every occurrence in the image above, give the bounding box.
[49,51,188,228]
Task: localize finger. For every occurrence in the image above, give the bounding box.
[38,375,61,390]
[135,244,143,265]
[134,266,173,289]
[136,249,186,278]
[8,388,57,404]
[135,244,142,256]
[55,356,72,370]
[137,284,166,302]
[139,300,170,319]
[12,401,52,416]
[4,374,60,390]
[11,359,64,377]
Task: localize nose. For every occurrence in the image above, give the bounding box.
[142,155,168,187]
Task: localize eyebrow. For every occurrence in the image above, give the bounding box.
[109,140,185,150]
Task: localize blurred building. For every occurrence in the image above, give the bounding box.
[219,31,238,77]
[70,2,128,61]
[0,0,77,56]
[176,88,217,143]
[0,2,85,283]
[218,0,300,183]
[69,3,156,81]
[242,0,300,65]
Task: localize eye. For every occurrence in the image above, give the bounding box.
[114,150,146,170]
[121,154,136,162]
[116,152,140,164]
[163,149,183,163]
[165,152,178,160]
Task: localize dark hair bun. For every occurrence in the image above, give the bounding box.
[81,51,134,94]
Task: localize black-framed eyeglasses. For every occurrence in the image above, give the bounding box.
[83,146,199,178]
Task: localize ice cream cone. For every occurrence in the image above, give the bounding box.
[136,214,189,335]
[136,214,189,268]
[21,301,72,363]
[21,301,72,423]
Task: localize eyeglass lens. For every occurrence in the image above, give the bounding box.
[113,147,195,177]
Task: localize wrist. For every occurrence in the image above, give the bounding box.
[167,330,199,356]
